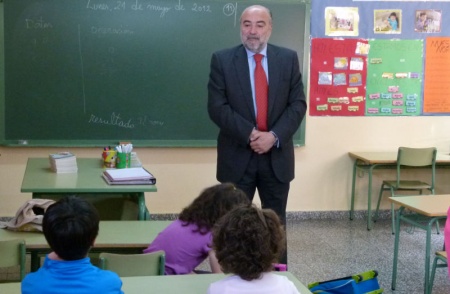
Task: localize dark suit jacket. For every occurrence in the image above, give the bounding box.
[207,44,307,184]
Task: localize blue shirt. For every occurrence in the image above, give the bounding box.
[388,19,398,31]
[21,256,124,294]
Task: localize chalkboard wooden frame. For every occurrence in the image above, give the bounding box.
[0,0,308,147]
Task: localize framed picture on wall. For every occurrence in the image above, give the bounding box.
[415,10,442,33]
[325,7,359,36]
[374,9,402,34]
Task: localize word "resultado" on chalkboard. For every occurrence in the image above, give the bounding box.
[88,112,164,129]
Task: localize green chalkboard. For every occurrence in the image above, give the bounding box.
[0,0,308,147]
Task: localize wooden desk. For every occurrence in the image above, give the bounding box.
[0,221,171,271]
[389,195,450,294]
[0,272,313,294]
[21,158,157,220]
[348,152,450,230]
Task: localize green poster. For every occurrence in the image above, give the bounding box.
[366,40,423,116]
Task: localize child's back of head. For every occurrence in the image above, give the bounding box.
[179,183,250,234]
[213,205,286,281]
[43,195,99,260]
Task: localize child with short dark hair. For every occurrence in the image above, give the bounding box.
[21,196,123,294]
[208,205,299,294]
[143,183,249,275]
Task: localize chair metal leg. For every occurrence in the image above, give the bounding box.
[430,192,440,235]
[390,187,397,235]
[374,184,385,222]
[429,254,448,294]
[391,202,396,235]
[429,256,439,293]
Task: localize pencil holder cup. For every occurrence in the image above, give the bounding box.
[116,152,131,169]
[102,150,117,168]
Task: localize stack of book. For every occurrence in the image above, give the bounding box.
[49,152,78,173]
[102,167,156,185]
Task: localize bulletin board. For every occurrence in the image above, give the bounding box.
[310,0,450,116]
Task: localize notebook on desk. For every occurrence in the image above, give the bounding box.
[103,167,156,185]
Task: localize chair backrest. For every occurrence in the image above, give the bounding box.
[99,250,165,277]
[396,147,437,187]
[0,239,26,281]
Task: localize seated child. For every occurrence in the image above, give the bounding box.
[208,205,300,294]
[21,196,123,294]
[143,183,249,275]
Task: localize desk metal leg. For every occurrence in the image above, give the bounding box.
[424,218,440,294]
[349,160,379,230]
[350,160,357,220]
[366,166,375,230]
[392,207,402,290]
[137,192,147,220]
[30,252,40,272]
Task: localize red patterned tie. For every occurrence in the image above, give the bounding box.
[254,54,268,131]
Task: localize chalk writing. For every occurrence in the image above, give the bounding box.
[88,112,135,128]
[87,0,173,17]
[114,1,126,10]
[88,112,164,128]
[136,116,164,126]
[91,26,135,35]
[25,17,53,29]
[146,3,172,17]
[82,0,243,22]
[86,0,110,10]
[223,3,236,16]
[175,0,185,11]
[192,3,211,12]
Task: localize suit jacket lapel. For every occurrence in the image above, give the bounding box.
[233,46,256,121]
[267,45,280,121]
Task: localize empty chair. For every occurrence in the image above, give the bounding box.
[99,250,165,277]
[0,239,26,282]
[374,147,437,234]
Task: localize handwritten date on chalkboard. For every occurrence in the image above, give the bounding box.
[86,0,217,17]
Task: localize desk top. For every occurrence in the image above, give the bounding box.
[21,158,157,193]
[122,273,313,293]
[0,272,312,294]
[389,195,450,217]
[0,221,170,249]
[349,151,450,165]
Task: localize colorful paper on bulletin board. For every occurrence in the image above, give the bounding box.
[423,37,450,114]
[366,40,423,116]
[309,38,368,116]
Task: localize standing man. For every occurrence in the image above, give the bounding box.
[207,5,307,265]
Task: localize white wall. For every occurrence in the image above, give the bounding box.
[1,115,450,216]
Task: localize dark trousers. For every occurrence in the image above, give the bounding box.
[233,152,290,265]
